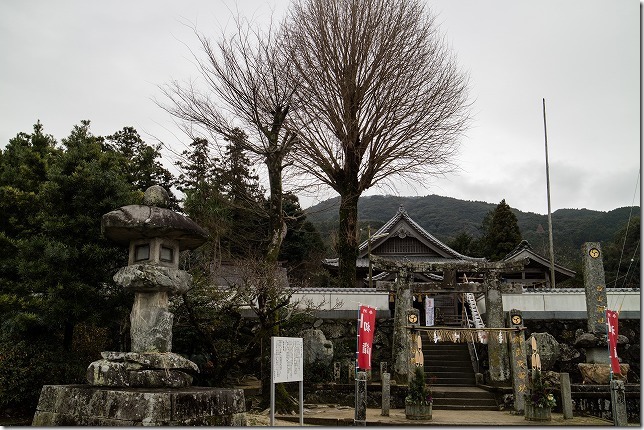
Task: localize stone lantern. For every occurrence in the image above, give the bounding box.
[32,187,248,426]
[86,185,208,388]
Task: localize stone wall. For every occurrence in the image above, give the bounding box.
[570,384,640,423]
[295,316,640,386]
[295,315,640,422]
[523,318,640,384]
[298,316,394,382]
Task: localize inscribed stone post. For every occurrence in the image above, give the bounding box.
[407,309,421,383]
[485,271,510,384]
[560,373,573,419]
[610,379,627,426]
[392,266,413,384]
[354,371,367,426]
[381,372,390,416]
[581,242,608,334]
[507,309,528,413]
[380,362,388,379]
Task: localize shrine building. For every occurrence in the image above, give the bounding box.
[319,205,577,324]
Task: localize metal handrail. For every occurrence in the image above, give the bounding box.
[464,292,485,372]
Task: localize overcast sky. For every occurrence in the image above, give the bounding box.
[1,0,639,215]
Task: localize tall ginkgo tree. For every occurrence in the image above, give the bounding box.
[283,0,471,288]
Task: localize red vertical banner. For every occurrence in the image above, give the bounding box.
[357,305,377,370]
[606,309,621,375]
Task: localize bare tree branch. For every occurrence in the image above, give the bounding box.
[282,0,472,287]
[158,15,301,264]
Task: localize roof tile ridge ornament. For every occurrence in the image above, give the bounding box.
[503,239,533,260]
[401,210,485,262]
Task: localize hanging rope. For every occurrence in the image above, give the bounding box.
[612,169,639,289]
[615,240,640,313]
[407,326,522,344]
[608,168,639,311]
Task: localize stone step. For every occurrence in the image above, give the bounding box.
[427,368,475,376]
[433,404,498,411]
[423,342,476,387]
[425,355,472,362]
[432,379,477,386]
[428,370,475,378]
[432,390,494,400]
[423,344,470,350]
[433,397,498,407]
[427,360,472,366]
[431,387,498,409]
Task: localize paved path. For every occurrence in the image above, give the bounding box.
[271,405,617,426]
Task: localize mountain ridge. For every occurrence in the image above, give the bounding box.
[304,194,639,267]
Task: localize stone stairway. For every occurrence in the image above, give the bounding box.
[423,341,498,411]
[424,341,476,386]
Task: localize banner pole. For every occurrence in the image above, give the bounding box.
[355,304,361,423]
[299,380,304,426]
[606,309,613,382]
[270,336,275,426]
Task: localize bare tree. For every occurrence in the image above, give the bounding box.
[159,16,298,264]
[283,0,471,288]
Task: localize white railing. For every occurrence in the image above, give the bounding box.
[465,292,485,328]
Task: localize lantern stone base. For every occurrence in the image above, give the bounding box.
[578,363,629,384]
[32,385,246,426]
[86,351,199,388]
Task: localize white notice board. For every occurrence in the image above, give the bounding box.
[271,336,303,383]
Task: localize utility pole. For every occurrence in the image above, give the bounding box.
[542,98,556,288]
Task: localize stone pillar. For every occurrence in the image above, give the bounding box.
[577,242,617,384]
[381,372,390,416]
[380,362,388,379]
[610,379,627,426]
[392,267,413,384]
[354,371,367,426]
[484,271,510,384]
[560,373,573,419]
[582,242,608,334]
[506,309,528,413]
[130,291,173,352]
[333,362,341,381]
[407,310,421,383]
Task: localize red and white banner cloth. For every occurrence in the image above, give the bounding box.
[606,309,621,374]
[357,305,376,370]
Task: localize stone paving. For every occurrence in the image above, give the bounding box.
[267,405,618,426]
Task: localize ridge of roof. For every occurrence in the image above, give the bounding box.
[359,205,485,262]
[503,239,576,275]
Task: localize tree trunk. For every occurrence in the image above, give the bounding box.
[265,152,286,264]
[337,189,360,289]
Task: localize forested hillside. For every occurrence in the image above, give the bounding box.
[305,194,640,287]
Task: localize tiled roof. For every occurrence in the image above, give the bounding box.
[503,239,576,277]
[358,205,485,262]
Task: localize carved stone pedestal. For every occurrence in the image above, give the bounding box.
[578,363,629,384]
[32,385,246,426]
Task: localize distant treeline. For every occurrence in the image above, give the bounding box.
[305,194,640,288]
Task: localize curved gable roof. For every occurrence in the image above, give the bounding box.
[503,240,576,281]
[358,205,485,262]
